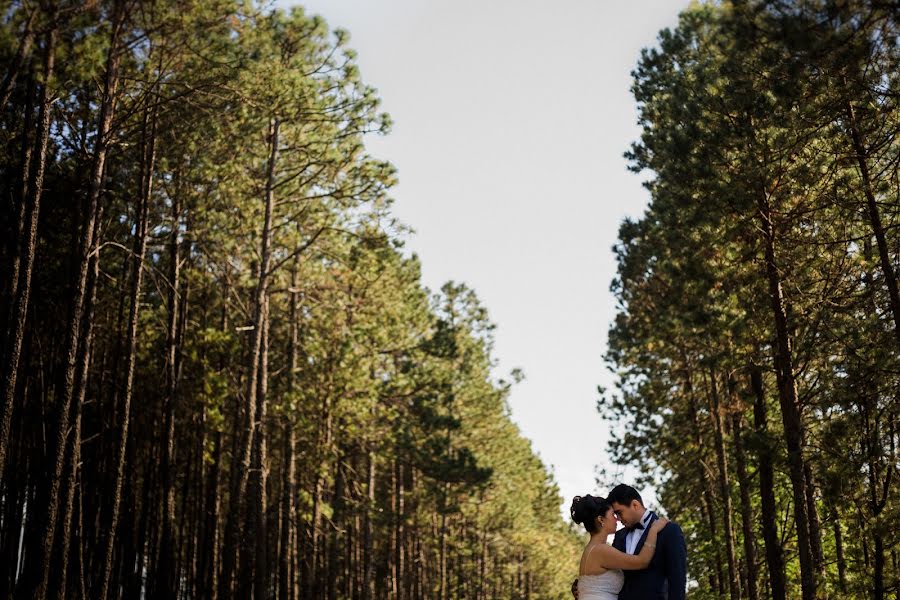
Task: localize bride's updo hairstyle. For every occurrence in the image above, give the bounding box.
[570,495,611,533]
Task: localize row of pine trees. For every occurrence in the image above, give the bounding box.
[0,1,580,599]
[605,1,899,599]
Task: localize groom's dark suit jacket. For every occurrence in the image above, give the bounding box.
[612,513,687,600]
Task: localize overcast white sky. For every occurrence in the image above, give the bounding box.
[286,0,691,514]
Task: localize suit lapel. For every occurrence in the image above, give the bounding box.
[632,513,657,555]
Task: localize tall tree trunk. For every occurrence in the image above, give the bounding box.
[0,6,36,110]
[278,422,296,600]
[199,430,223,600]
[845,100,900,345]
[439,482,448,600]
[154,158,183,600]
[3,68,35,335]
[395,458,405,600]
[328,454,346,600]
[306,472,324,598]
[864,400,891,600]
[279,262,300,600]
[685,370,725,595]
[53,231,99,600]
[756,188,815,600]
[99,101,157,600]
[803,462,825,586]
[708,369,740,600]
[250,295,271,600]
[16,4,123,596]
[0,408,28,597]
[182,403,204,600]
[750,365,786,600]
[0,13,55,487]
[731,409,758,600]
[223,116,280,595]
[874,531,885,600]
[363,452,375,600]
[831,504,847,593]
[198,280,230,600]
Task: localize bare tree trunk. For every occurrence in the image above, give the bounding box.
[439,482,448,600]
[0,6,36,110]
[3,73,33,342]
[16,5,123,596]
[395,459,405,600]
[153,156,183,600]
[279,263,300,600]
[0,12,55,487]
[865,401,892,600]
[831,504,847,593]
[803,462,825,586]
[250,295,271,600]
[306,472,324,598]
[199,430,223,600]
[685,371,724,595]
[731,410,758,600]
[0,411,28,597]
[121,401,149,599]
[53,235,99,600]
[278,422,296,600]
[874,532,885,600]
[183,418,199,600]
[198,283,230,600]
[99,100,157,600]
[327,455,346,600]
[846,100,900,345]
[223,116,280,596]
[362,451,376,600]
[756,188,815,600]
[708,369,740,600]
[750,366,785,600]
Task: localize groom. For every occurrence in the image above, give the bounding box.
[608,484,686,600]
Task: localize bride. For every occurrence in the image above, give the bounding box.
[570,495,667,600]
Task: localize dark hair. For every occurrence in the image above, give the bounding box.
[570,495,611,533]
[607,484,643,507]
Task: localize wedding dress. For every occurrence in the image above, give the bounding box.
[577,569,624,600]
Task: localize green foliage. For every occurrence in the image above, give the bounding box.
[0,1,578,598]
[607,1,900,598]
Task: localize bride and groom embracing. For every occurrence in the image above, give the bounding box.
[570,484,687,600]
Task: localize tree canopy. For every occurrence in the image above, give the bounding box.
[0,1,580,599]
[606,1,900,598]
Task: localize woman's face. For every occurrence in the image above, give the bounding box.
[604,507,617,534]
[597,507,616,535]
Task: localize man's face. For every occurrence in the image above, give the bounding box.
[611,500,644,528]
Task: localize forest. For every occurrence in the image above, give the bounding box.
[605,1,900,599]
[0,1,582,599]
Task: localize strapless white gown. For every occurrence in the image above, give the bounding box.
[578,569,624,600]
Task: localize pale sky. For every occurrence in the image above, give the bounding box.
[286,0,691,515]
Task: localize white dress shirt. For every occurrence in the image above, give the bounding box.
[625,510,655,555]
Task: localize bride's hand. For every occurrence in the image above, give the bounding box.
[650,517,668,533]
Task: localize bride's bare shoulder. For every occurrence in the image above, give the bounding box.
[579,543,611,576]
